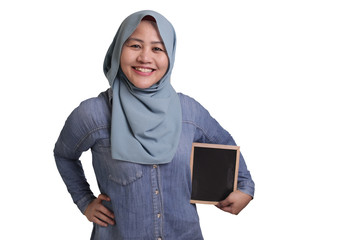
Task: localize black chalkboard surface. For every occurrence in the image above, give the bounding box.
[190,143,240,204]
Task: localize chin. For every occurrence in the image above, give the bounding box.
[133,82,153,89]
[130,79,159,89]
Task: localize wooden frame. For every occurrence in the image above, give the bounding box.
[190,143,240,204]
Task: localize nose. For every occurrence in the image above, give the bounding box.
[136,48,152,63]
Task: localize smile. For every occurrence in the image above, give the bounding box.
[133,67,154,73]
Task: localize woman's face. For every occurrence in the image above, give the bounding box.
[120,20,169,89]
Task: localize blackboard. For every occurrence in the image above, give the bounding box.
[190,143,240,204]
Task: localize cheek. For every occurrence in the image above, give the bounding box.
[120,50,132,70]
[159,55,169,70]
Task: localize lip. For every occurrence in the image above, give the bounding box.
[132,66,155,76]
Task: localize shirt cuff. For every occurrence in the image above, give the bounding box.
[237,180,255,198]
[76,194,97,214]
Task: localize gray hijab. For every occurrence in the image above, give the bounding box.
[103,10,182,164]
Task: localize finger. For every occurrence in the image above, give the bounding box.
[94,210,115,226]
[92,216,109,227]
[98,194,111,202]
[219,206,233,214]
[98,205,115,220]
[86,210,109,227]
[217,197,232,208]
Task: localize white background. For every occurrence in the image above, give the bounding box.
[1,0,359,239]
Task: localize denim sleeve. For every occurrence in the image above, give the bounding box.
[181,94,255,198]
[53,97,109,213]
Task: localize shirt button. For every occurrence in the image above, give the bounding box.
[157,213,161,218]
[157,238,162,240]
[155,189,159,195]
[153,165,158,169]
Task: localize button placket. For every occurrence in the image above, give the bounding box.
[151,164,163,239]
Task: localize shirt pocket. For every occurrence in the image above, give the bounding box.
[107,159,143,186]
[96,139,143,186]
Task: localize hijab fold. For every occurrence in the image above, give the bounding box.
[103,10,181,165]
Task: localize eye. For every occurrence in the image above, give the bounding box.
[153,47,165,52]
[130,44,141,49]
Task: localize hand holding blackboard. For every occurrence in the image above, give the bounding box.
[190,143,240,204]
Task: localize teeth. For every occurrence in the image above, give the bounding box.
[135,67,153,73]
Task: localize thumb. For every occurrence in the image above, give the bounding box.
[216,196,232,208]
[98,194,111,202]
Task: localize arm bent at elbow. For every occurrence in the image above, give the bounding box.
[216,190,253,215]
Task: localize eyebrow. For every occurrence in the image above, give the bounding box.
[127,37,164,45]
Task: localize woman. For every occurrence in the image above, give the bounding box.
[54,10,254,239]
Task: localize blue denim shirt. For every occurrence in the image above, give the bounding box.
[54,89,255,240]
